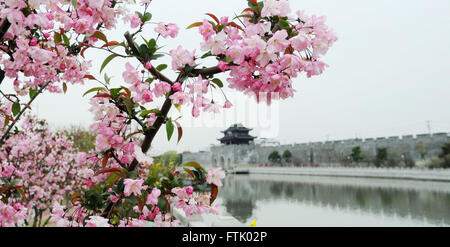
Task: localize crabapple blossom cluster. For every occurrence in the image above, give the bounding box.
[0,0,133,137]
[0,201,27,227]
[193,0,337,102]
[0,0,334,227]
[0,116,93,226]
[171,185,219,217]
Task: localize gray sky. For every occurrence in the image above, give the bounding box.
[28,0,450,155]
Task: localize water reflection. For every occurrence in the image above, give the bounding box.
[218,174,450,226]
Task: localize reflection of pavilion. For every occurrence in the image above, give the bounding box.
[218,175,450,225]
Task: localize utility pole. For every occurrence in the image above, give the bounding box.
[427,120,431,135]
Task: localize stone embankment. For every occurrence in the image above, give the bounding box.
[230,166,450,182]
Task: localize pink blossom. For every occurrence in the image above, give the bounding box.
[123,62,141,84]
[267,30,290,53]
[206,168,226,187]
[123,179,147,197]
[169,91,190,106]
[146,188,161,205]
[218,61,230,72]
[223,100,233,109]
[199,19,215,41]
[172,82,182,92]
[169,45,195,70]
[226,45,245,64]
[155,22,179,38]
[130,14,143,29]
[134,146,153,167]
[29,37,38,46]
[261,0,291,17]
[154,82,172,97]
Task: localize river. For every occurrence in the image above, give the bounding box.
[215,174,450,226]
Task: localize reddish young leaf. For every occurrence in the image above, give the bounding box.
[210,184,218,205]
[80,47,88,58]
[102,153,110,168]
[186,22,203,29]
[125,130,142,141]
[83,74,96,80]
[206,13,220,24]
[164,196,171,212]
[93,93,112,98]
[94,168,125,177]
[70,192,82,205]
[15,187,26,201]
[284,45,294,55]
[121,86,132,98]
[101,41,120,48]
[242,8,255,13]
[183,167,195,178]
[249,0,258,7]
[227,22,244,32]
[137,197,144,212]
[173,120,183,144]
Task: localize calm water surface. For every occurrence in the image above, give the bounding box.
[216,174,450,226]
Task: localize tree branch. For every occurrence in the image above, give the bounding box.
[192,66,225,77]
[0,81,51,145]
[0,19,11,41]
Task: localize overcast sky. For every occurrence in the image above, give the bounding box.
[27,0,450,155]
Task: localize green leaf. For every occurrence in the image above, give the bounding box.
[109,88,122,98]
[91,31,108,43]
[104,74,112,84]
[156,64,168,71]
[100,54,118,73]
[72,0,78,9]
[140,109,161,117]
[211,78,224,88]
[150,54,164,60]
[166,119,174,141]
[54,32,62,44]
[12,102,20,116]
[63,34,70,46]
[278,18,291,30]
[148,39,156,50]
[142,13,152,23]
[121,96,134,115]
[138,44,149,57]
[184,162,205,171]
[201,51,212,59]
[83,87,105,97]
[29,89,37,99]
[107,172,121,186]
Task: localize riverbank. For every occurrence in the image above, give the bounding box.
[227,167,450,182]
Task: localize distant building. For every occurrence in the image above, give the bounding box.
[182,131,450,169]
[218,124,256,145]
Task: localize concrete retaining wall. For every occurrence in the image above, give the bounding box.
[247,167,450,182]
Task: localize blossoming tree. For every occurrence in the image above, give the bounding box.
[0,0,336,227]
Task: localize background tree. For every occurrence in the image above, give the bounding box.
[415,141,430,160]
[282,150,292,163]
[268,151,282,164]
[153,151,182,166]
[375,147,388,167]
[438,143,450,168]
[350,146,364,165]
